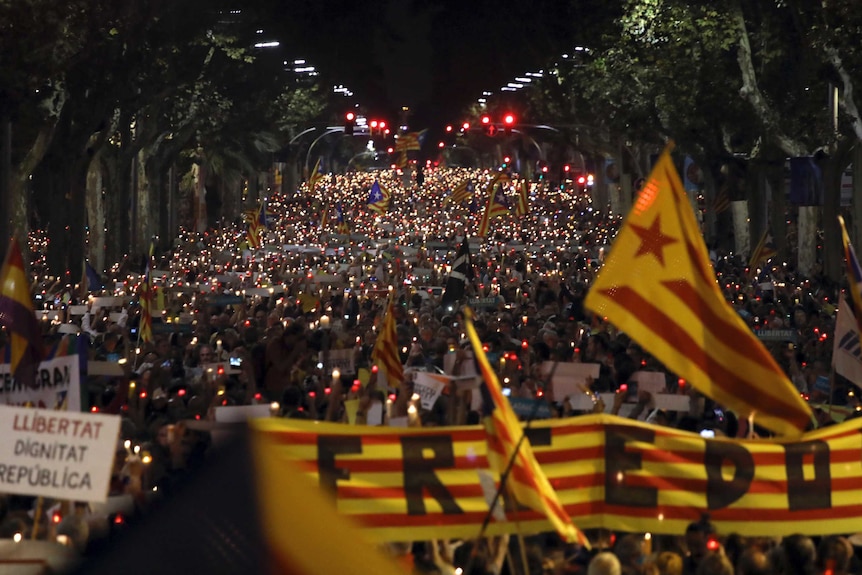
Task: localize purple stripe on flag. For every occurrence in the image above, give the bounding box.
[0,296,43,345]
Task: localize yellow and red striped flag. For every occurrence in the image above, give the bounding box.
[516,180,529,217]
[372,297,403,387]
[0,237,43,388]
[139,242,154,344]
[585,145,812,437]
[464,307,589,547]
[320,202,330,230]
[244,209,262,249]
[445,180,474,206]
[746,227,777,280]
[307,157,324,191]
[477,182,510,238]
[395,130,426,152]
[367,180,391,215]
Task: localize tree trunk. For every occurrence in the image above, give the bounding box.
[85,152,106,273]
[821,156,844,283]
[746,162,767,256]
[134,148,154,252]
[731,200,750,256]
[797,207,818,276]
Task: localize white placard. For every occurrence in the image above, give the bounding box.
[214,404,272,423]
[321,348,356,375]
[443,351,479,377]
[632,371,667,394]
[366,401,384,426]
[0,354,81,412]
[543,362,601,400]
[93,296,125,308]
[568,392,691,413]
[413,372,449,410]
[68,305,88,316]
[0,405,120,502]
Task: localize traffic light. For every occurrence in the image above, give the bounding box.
[503,113,515,135]
[480,115,491,125]
[502,156,511,167]
[344,111,355,135]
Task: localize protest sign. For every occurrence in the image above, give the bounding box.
[320,348,356,376]
[0,405,120,502]
[0,354,81,412]
[413,372,449,410]
[543,362,601,400]
[631,371,667,394]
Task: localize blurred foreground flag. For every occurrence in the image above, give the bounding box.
[464,307,589,547]
[69,428,404,575]
[584,145,812,437]
[250,425,404,575]
[0,237,43,388]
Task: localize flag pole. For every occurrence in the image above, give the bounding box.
[463,360,560,574]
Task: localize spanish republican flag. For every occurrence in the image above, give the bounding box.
[0,238,43,388]
[585,145,812,437]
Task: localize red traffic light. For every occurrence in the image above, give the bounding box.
[379,121,386,129]
[503,156,511,164]
[541,166,549,173]
[445,125,453,132]
[503,113,516,125]
[481,115,491,125]
[345,111,355,122]
[577,175,586,185]
[370,120,379,128]
[563,164,571,172]
[462,122,470,131]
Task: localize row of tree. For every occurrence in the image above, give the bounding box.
[0,0,334,275]
[478,0,862,282]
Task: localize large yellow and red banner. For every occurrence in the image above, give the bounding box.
[251,414,862,542]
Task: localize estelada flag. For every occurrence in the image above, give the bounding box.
[585,144,812,437]
[0,237,43,388]
[464,307,589,547]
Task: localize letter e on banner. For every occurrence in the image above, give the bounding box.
[604,425,658,507]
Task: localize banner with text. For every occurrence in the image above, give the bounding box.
[251,414,862,542]
[0,405,121,502]
[0,354,82,412]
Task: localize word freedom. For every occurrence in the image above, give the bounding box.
[252,415,862,541]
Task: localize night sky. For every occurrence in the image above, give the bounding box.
[269,0,592,129]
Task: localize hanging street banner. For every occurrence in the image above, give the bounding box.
[251,414,862,542]
[0,405,121,502]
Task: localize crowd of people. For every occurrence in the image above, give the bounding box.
[4,164,859,572]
